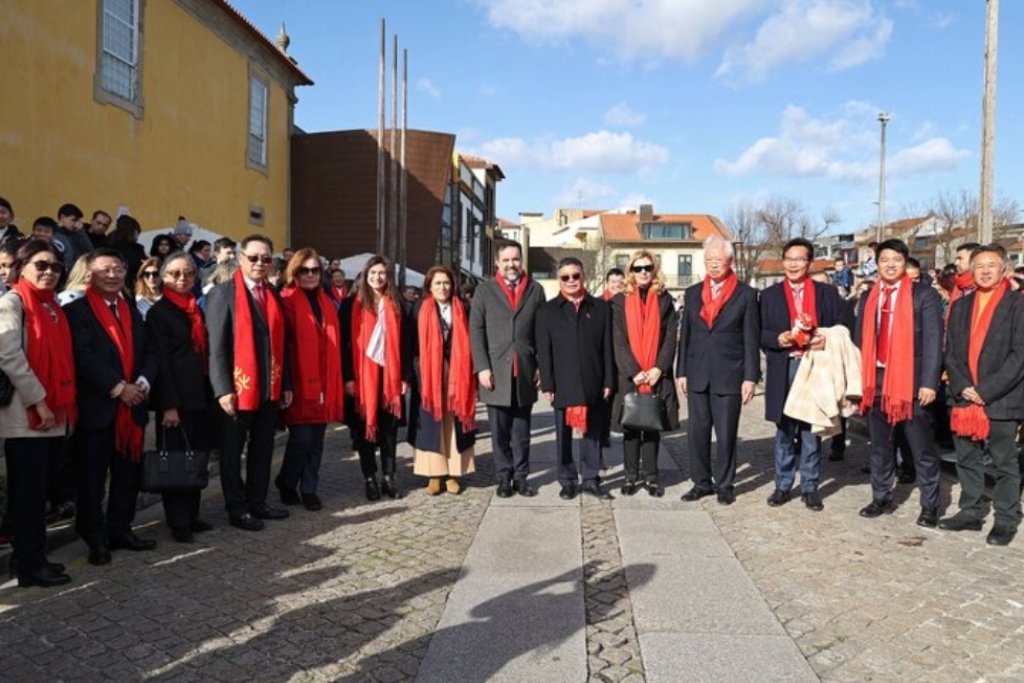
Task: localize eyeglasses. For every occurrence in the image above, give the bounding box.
[705,259,726,265]
[31,261,64,274]
[142,270,160,279]
[559,273,582,282]
[94,267,126,277]
[244,254,274,265]
[298,266,322,276]
[783,257,809,264]
[167,269,196,281]
[631,264,654,273]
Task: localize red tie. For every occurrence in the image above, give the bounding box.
[877,286,895,366]
[255,283,268,318]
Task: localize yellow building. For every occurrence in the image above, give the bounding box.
[0,0,312,247]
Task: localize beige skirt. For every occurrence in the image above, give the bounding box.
[413,409,476,477]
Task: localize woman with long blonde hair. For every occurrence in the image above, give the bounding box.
[134,256,163,320]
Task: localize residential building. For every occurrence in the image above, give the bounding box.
[2,0,312,247]
[445,154,505,281]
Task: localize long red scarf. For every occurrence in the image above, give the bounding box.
[625,288,661,395]
[418,297,476,432]
[602,289,615,301]
[561,295,589,434]
[282,286,344,424]
[950,280,1009,441]
[232,270,284,411]
[497,274,529,376]
[859,276,915,424]
[352,295,403,442]
[700,270,738,328]
[946,271,975,325]
[161,288,207,370]
[86,288,143,461]
[783,278,817,328]
[13,280,76,430]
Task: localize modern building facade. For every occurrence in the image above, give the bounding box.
[442,154,504,282]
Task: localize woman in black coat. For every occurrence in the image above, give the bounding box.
[611,251,680,497]
[108,215,146,285]
[145,252,213,543]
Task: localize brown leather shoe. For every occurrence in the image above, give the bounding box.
[426,478,443,496]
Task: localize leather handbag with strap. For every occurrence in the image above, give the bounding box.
[0,293,26,407]
[140,425,210,493]
[620,391,670,432]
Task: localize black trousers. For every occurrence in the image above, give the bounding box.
[5,437,62,574]
[554,403,604,487]
[349,414,399,478]
[953,420,1022,526]
[76,424,142,548]
[866,370,940,509]
[622,428,660,484]
[487,383,533,483]
[47,433,77,508]
[156,410,205,532]
[220,400,278,516]
[687,391,742,492]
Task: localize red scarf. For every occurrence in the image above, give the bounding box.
[625,288,661,395]
[700,270,738,328]
[497,274,529,376]
[86,288,143,460]
[161,289,207,370]
[950,280,1009,441]
[418,297,476,432]
[602,289,615,301]
[352,295,403,441]
[859,276,915,424]
[282,286,344,424]
[232,270,284,410]
[946,271,976,325]
[332,285,348,302]
[12,280,76,430]
[783,278,817,328]
[561,294,589,434]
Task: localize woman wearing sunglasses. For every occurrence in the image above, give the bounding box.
[611,251,680,497]
[134,257,163,321]
[0,239,76,587]
[274,249,344,511]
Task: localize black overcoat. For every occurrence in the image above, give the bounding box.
[536,294,614,408]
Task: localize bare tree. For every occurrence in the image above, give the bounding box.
[932,189,977,266]
[725,202,767,283]
[756,196,805,251]
[820,206,842,236]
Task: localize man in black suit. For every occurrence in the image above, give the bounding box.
[537,257,615,500]
[66,249,158,565]
[207,234,292,531]
[940,244,1024,545]
[760,238,842,511]
[677,236,760,505]
[854,239,943,527]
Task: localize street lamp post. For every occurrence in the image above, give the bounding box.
[979,0,999,244]
[875,112,890,244]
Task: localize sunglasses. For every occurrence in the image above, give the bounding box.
[142,270,160,279]
[167,269,196,281]
[631,264,655,273]
[244,254,274,265]
[559,273,582,282]
[31,261,64,274]
[298,266,322,276]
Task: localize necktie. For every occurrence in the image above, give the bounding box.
[793,285,803,315]
[109,301,120,322]
[254,283,268,317]
[877,286,895,366]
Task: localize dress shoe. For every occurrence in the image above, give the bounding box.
[275,478,302,506]
[88,546,112,565]
[229,513,265,532]
[645,482,664,498]
[558,485,577,501]
[381,475,404,499]
[938,513,984,532]
[191,519,213,533]
[987,523,1017,546]
[859,498,896,518]
[767,489,792,507]
[17,565,71,589]
[620,481,638,496]
[681,487,714,502]
[717,489,736,506]
[898,471,916,485]
[302,493,323,511]
[172,528,196,543]
[916,507,939,528]
[802,490,824,512]
[426,477,443,496]
[445,478,462,495]
[582,483,614,501]
[250,504,289,520]
[365,477,382,501]
[513,479,537,497]
[109,533,157,552]
[496,480,513,498]
[8,556,66,577]
[828,448,845,462]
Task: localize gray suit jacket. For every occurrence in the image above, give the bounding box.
[469,277,545,407]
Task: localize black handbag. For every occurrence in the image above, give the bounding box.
[620,391,670,432]
[140,426,210,493]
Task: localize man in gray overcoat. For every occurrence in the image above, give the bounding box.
[470,240,546,497]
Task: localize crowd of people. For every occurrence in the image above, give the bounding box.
[0,192,1021,594]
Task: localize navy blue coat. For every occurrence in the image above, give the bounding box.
[759,280,843,424]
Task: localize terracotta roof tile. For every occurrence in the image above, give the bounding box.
[599,213,730,243]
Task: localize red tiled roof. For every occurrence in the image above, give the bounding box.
[599,213,730,243]
[212,1,314,85]
[886,216,930,232]
[759,258,835,276]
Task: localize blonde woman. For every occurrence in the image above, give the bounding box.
[56,254,91,307]
[134,257,163,320]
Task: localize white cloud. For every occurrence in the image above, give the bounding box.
[927,12,955,29]
[604,102,647,127]
[716,0,892,83]
[415,78,441,99]
[714,105,969,181]
[553,178,618,207]
[477,130,668,173]
[479,83,499,96]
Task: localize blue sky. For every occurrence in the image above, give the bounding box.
[233,0,1023,234]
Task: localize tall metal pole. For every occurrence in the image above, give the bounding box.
[875,112,890,243]
[979,0,999,244]
[389,34,399,269]
[399,48,408,289]
[376,19,386,255]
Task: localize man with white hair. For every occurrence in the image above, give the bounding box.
[676,236,760,505]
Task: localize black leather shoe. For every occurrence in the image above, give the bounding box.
[381,475,404,499]
[229,513,265,532]
[767,489,792,507]
[828,449,845,462]
[582,483,614,500]
[190,519,213,533]
[802,491,824,512]
[513,479,537,497]
[987,523,1017,546]
[681,487,714,502]
[18,565,71,589]
[88,546,112,565]
[916,507,939,528]
[275,478,302,506]
[717,489,736,506]
[645,482,664,498]
[937,513,984,531]
[302,493,323,511]
[109,533,157,551]
[8,556,65,577]
[558,485,577,500]
[621,481,638,496]
[365,477,382,501]
[859,499,896,518]
[172,528,196,543]
[250,504,289,520]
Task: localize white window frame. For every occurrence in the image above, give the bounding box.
[94,0,145,117]
[247,74,269,172]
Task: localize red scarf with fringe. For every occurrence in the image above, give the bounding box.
[625,288,661,396]
[13,280,76,430]
[232,270,284,410]
[859,276,915,424]
[161,288,207,371]
[562,294,589,434]
[86,288,143,460]
[282,286,344,424]
[700,271,737,328]
[352,295,403,442]
[950,280,1009,441]
[946,271,975,325]
[419,297,476,432]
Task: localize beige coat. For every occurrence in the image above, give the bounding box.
[0,291,71,439]
[782,325,862,437]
